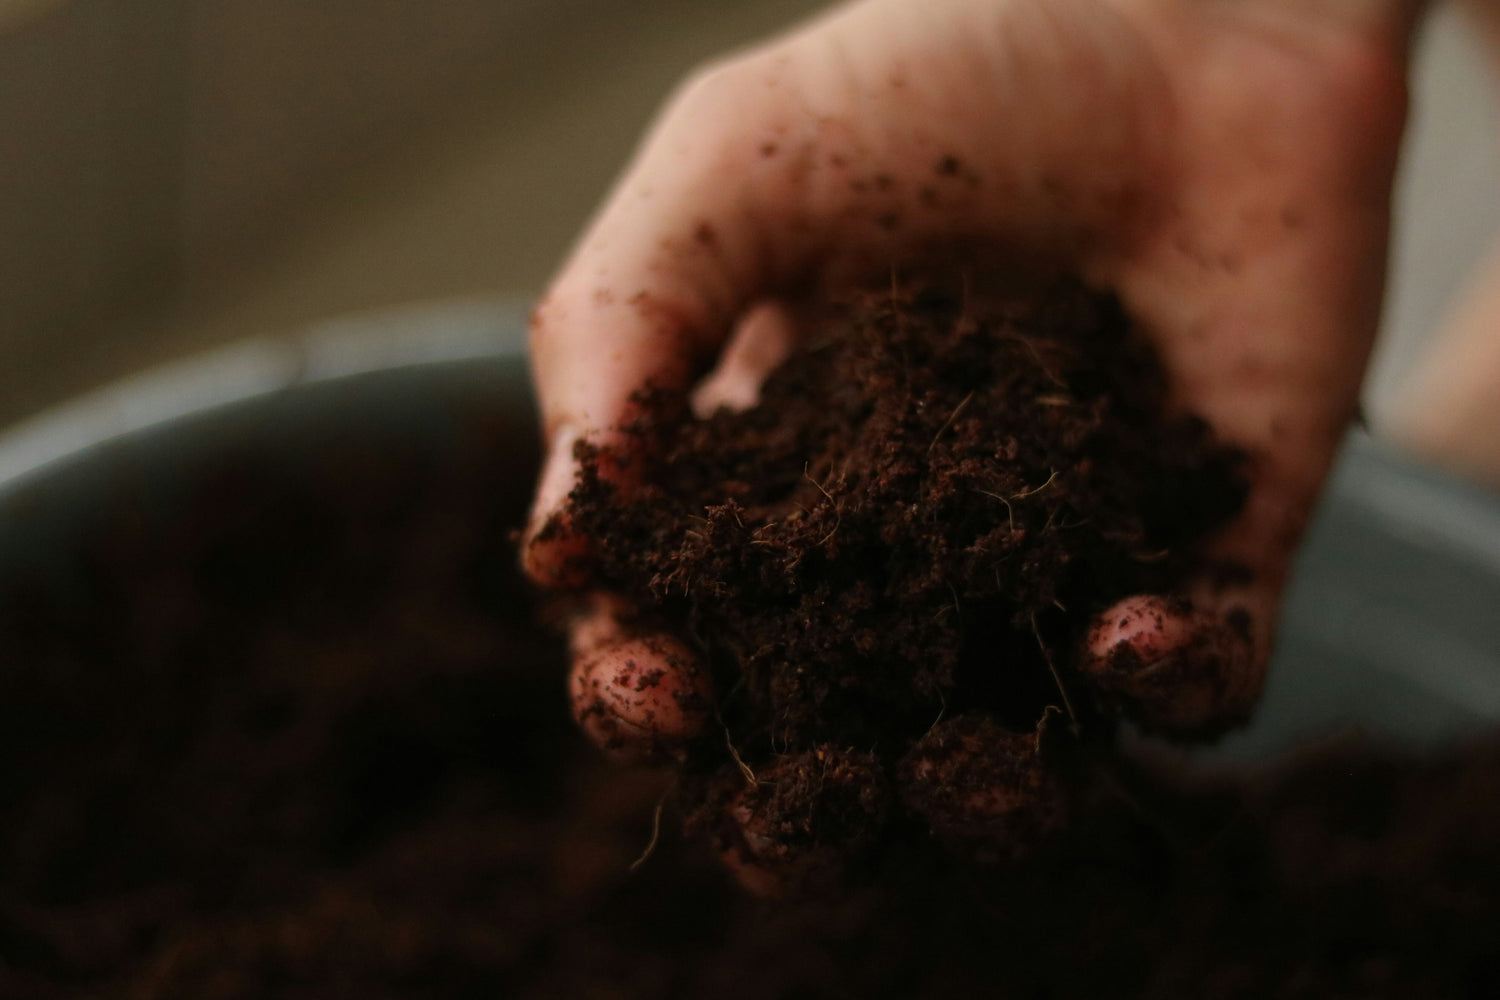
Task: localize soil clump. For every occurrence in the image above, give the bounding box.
[561,280,1247,876]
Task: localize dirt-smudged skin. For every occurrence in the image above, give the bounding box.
[1082,594,1259,736]
[559,278,1249,881]
[570,634,713,763]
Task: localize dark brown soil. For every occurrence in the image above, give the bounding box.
[561,280,1246,875]
[2,376,1499,997]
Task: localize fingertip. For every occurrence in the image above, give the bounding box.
[522,426,592,589]
[1082,594,1264,737]
[690,301,798,417]
[1084,595,1196,664]
[569,633,714,763]
[521,518,592,590]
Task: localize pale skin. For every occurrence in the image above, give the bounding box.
[524,0,1430,885]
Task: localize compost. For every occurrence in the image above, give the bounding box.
[1,364,1497,998]
[558,280,1248,878]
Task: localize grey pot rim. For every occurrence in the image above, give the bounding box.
[0,298,532,499]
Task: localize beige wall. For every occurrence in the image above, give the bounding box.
[2,1,1496,443]
[0,0,826,428]
[177,1,579,279]
[0,0,186,413]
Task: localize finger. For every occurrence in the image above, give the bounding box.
[568,603,714,763]
[1083,38,1406,733]
[523,56,813,584]
[1080,593,1262,736]
[1089,195,1386,735]
[690,300,798,417]
[520,425,593,589]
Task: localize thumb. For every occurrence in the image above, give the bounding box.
[520,58,806,586]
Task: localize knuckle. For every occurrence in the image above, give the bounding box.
[668,55,753,123]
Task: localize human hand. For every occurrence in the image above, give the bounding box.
[523,0,1418,875]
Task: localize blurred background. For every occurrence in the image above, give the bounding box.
[1,0,1497,474]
